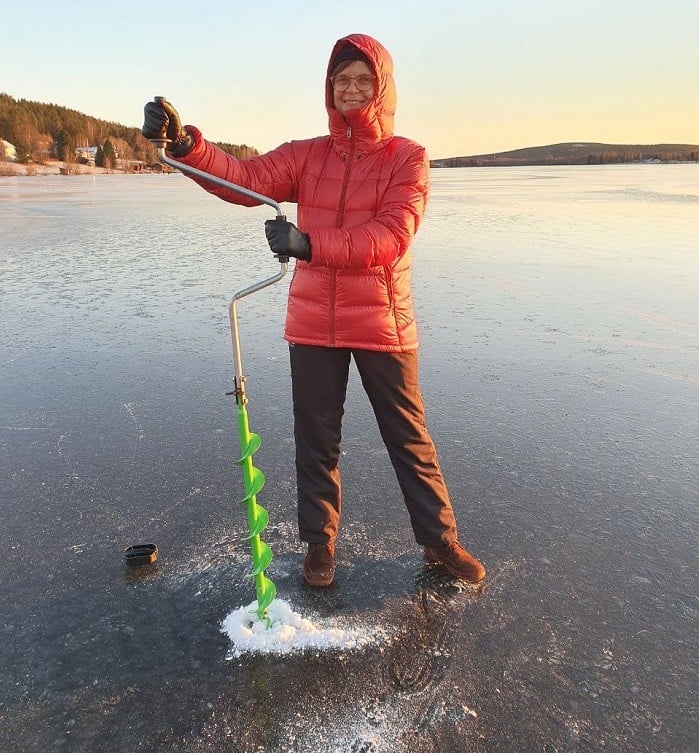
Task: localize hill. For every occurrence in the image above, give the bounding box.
[431,142,699,168]
[0,93,258,167]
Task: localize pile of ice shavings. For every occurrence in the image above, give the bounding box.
[221,599,388,656]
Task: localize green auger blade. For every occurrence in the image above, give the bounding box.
[257,574,277,612]
[243,505,269,540]
[234,403,276,626]
[237,432,262,462]
[248,541,273,577]
[238,466,266,503]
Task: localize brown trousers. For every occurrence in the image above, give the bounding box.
[289,344,458,547]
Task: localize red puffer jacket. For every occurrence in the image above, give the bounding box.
[177,33,429,352]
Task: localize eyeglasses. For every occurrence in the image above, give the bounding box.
[330,74,375,92]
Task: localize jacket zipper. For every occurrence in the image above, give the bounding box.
[330,126,355,346]
[336,127,354,227]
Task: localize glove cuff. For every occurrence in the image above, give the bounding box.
[300,235,312,261]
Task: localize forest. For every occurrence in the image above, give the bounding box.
[0,93,259,166]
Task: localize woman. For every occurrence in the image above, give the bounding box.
[142,33,485,587]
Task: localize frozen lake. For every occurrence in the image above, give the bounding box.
[1,165,697,752]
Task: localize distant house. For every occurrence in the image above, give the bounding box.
[75,146,99,165]
[124,160,144,172]
[75,145,121,166]
[1,139,17,161]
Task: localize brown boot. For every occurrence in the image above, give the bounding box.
[424,540,486,583]
[303,543,335,587]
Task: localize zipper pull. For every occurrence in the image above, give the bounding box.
[346,127,352,139]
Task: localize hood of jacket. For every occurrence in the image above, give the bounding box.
[326,33,396,154]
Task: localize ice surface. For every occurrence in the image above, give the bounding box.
[1,166,697,753]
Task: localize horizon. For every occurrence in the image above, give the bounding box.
[1,1,697,160]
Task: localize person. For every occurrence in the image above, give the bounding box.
[142,33,486,587]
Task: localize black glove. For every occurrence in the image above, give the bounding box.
[264,219,312,261]
[142,99,194,157]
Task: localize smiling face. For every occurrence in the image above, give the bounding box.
[332,60,375,115]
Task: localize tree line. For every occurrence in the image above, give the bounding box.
[585,150,698,164]
[0,93,259,166]
[433,146,699,168]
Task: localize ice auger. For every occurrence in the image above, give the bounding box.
[149,99,287,623]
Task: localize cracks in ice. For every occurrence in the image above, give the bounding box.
[123,401,147,443]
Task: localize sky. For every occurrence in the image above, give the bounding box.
[2,0,697,159]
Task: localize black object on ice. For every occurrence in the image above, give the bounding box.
[124,543,158,567]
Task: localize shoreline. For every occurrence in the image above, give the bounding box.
[0,160,161,177]
[2,161,696,179]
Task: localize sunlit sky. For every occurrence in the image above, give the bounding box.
[2,0,697,159]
